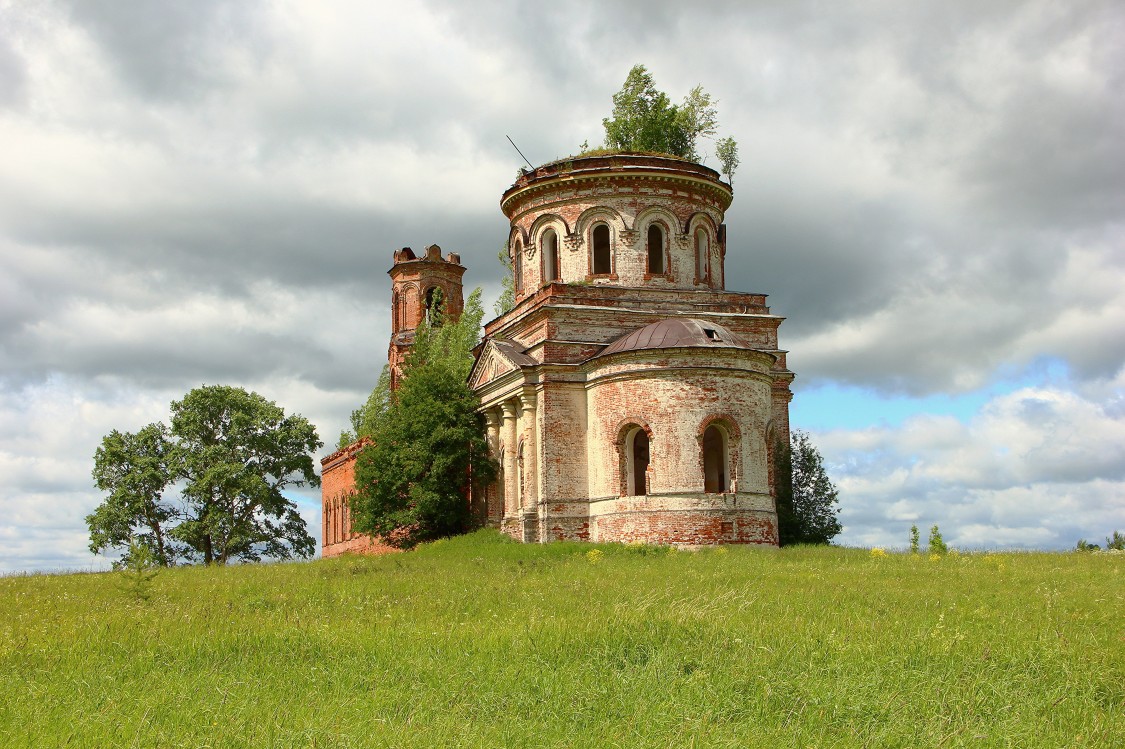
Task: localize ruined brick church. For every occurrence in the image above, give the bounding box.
[321,153,793,555]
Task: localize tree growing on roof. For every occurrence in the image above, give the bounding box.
[597,64,738,179]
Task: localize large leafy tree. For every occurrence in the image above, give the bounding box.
[774,430,842,546]
[336,363,392,449]
[599,64,737,175]
[349,289,497,549]
[87,385,321,566]
[90,423,177,567]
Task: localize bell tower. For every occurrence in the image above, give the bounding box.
[388,244,466,390]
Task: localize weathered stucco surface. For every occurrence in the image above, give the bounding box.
[322,153,793,556]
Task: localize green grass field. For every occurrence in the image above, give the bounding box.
[2,531,1121,748]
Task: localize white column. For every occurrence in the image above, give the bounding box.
[500,400,518,519]
[485,409,501,455]
[484,409,501,520]
[518,389,539,542]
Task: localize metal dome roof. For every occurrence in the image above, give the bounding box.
[597,318,753,358]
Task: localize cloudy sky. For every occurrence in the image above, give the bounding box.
[1,0,1122,572]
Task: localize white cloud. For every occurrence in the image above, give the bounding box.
[0,373,346,574]
[821,381,1125,549]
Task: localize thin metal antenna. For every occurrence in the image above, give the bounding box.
[506,135,535,170]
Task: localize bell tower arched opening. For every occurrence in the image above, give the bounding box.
[388,244,465,391]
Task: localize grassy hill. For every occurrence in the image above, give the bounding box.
[1,531,1121,747]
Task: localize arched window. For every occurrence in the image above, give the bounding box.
[543,230,560,282]
[647,224,665,275]
[592,224,611,275]
[703,425,729,493]
[396,286,413,331]
[695,228,709,281]
[513,241,523,293]
[625,427,650,496]
[331,499,338,544]
[424,286,444,326]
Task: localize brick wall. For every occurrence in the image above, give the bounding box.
[319,438,397,558]
[501,155,733,299]
[583,349,776,499]
[325,154,791,554]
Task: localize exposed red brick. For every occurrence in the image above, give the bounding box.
[320,438,398,558]
[323,153,793,555]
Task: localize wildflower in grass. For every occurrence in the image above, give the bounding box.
[586,549,604,564]
[930,612,966,651]
[870,547,887,558]
[929,553,942,562]
[983,555,1006,571]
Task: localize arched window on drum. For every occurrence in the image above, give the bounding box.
[695,228,709,283]
[646,224,665,275]
[543,229,560,283]
[513,241,523,294]
[592,224,612,275]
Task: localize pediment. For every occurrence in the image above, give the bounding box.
[469,339,528,390]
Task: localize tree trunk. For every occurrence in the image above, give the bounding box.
[143,506,168,566]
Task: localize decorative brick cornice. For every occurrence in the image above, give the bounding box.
[501,153,733,220]
[319,436,373,470]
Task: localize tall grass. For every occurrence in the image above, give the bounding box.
[1,531,1121,747]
